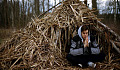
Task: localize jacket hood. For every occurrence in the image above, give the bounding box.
[78,25,90,43]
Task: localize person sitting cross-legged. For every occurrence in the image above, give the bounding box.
[66,25,106,68]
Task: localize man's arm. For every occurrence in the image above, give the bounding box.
[69,40,83,56]
[91,41,100,54]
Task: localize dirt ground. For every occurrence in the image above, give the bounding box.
[106,23,120,36]
[0,29,16,45]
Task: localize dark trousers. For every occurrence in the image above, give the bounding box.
[66,53,106,67]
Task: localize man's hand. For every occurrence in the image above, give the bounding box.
[84,37,89,47]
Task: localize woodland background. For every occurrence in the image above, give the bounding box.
[0,0,120,44]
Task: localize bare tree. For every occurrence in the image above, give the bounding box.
[22,0,25,27]
[48,0,49,10]
[35,0,40,16]
[3,0,7,28]
[117,0,119,14]
[84,0,87,6]
[13,0,16,28]
[37,0,40,15]
[42,0,45,12]
[10,0,14,29]
[54,0,56,5]
[92,0,98,15]
[1,0,54,28]
[113,0,116,23]
[27,0,30,23]
[0,2,2,28]
[15,0,20,28]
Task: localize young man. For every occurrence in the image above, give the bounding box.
[66,25,105,68]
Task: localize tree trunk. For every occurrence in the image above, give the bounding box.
[117,0,119,14]
[18,1,20,28]
[35,0,37,14]
[114,0,116,23]
[92,0,98,15]
[54,0,56,6]
[16,1,20,28]
[27,0,30,23]
[30,0,34,17]
[118,0,120,12]
[37,0,40,15]
[11,0,14,29]
[32,5,34,16]
[84,0,87,6]
[48,0,50,10]
[13,1,16,28]
[0,3,2,27]
[3,0,7,28]
[20,2,22,27]
[42,0,45,12]
[24,1,27,25]
[22,0,25,27]
[6,0,10,28]
[35,0,40,16]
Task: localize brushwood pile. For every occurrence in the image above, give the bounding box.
[0,0,120,70]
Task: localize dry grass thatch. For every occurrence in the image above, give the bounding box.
[0,0,120,70]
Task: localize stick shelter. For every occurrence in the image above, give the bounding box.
[0,0,120,70]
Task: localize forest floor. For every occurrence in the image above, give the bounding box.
[99,15,120,36]
[105,23,120,35]
[0,29,15,46]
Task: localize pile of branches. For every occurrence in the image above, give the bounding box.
[0,0,120,70]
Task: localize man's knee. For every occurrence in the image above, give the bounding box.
[100,52,106,60]
[66,54,73,60]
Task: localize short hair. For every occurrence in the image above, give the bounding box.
[81,25,89,32]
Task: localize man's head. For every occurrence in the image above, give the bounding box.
[81,25,89,40]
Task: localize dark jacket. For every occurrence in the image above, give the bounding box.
[69,25,100,56]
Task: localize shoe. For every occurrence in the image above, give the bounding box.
[78,64,82,67]
[88,62,96,68]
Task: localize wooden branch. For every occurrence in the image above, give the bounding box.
[113,58,120,62]
[98,21,120,41]
[113,65,120,70]
[10,56,22,69]
[110,40,120,54]
[115,42,120,47]
[38,2,62,18]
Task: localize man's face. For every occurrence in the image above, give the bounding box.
[81,30,88,40]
